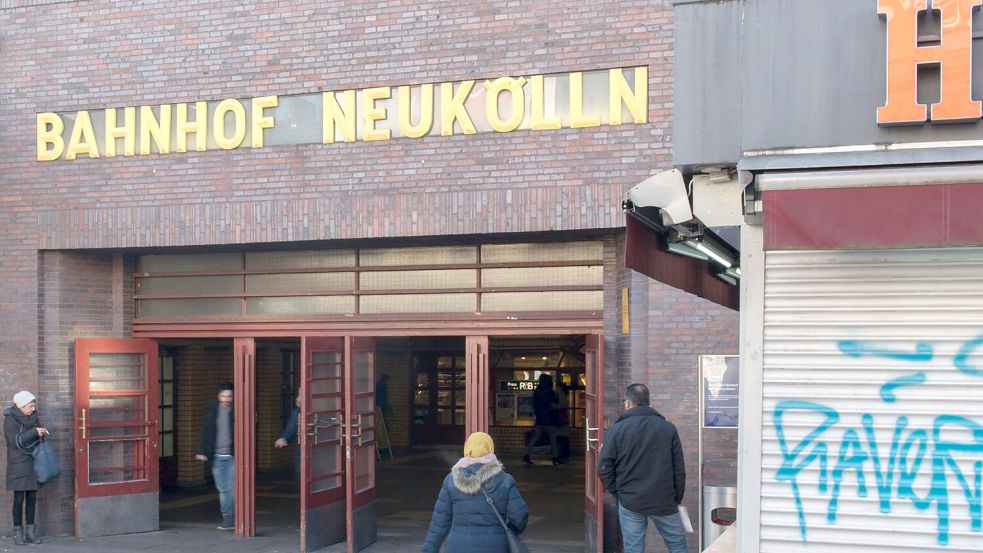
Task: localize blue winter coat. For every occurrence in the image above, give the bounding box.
[421,459,529,553]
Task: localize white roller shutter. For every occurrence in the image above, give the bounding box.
[760,248,983,553]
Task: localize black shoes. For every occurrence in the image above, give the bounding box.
[522,455,532,466]
[24,524,41,544]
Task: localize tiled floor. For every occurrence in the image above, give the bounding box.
[10,449,586,552]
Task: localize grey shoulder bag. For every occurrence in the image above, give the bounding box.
[479,485,530,553]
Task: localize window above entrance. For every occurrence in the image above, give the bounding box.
[134,241,604,321]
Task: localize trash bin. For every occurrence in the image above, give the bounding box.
[703,485,737,548]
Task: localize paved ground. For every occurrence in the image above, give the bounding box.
[0,450,585,552]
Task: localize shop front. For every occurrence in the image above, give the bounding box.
[672,1,983,551]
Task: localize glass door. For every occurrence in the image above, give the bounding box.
[300,337,346,552]
[345,337,377,553]
[157,351,177,489]
[74,338,159,538]
[584,333,604,553]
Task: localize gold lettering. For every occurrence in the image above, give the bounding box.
[569,72,600,129]
[530,75,561,131]
[140,105,172,155]
[440,80,477,136]
[484,77,526,133]
[397,84,434,139]
[250,95,278,148]
[362,87,391,141]
[213,99,247,150]
[65,111,100,160]
[322,90,357,144]
[105,106,137,157]
[609,67,648,125]
[176,102,207,152]
[36,112,65,161]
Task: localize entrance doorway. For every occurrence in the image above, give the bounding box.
[75,332,604,552]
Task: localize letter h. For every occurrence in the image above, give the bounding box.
[878,0,982,124]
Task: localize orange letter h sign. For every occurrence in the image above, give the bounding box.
[878,0,982,124]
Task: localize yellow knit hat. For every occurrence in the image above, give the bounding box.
[463,432,495,458]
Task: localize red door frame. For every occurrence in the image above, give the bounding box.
[465,336,490,435]
[584,333,605,553]
[233,338,256,537]
[74,338,160,500]
[345,336,377,553]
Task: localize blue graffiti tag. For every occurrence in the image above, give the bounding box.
[774,334,983,546]
[880,372,927,403]
[837,340,934,362]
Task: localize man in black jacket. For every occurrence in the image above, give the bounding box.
[598,383,687,553]
[194,382,235,531]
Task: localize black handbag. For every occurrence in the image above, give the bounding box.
[479,485,531,553]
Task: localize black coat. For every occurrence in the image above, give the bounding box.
[4,406,41,491]
[197,402,234,463]
[531,387,557,426]
[421,460,529,553]
[597,406,685,516]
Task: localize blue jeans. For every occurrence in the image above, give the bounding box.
[618,502,688,553]
[211,455,235,517]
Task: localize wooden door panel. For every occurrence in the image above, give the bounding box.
[584,333,604,553]
[74,338,159,538]
[301,336,346,552]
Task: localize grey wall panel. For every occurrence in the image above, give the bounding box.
[675,0,983,167]
[673,1,744,168]
[76,492,158,538]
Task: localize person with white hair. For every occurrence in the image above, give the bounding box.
[4,391,49,545]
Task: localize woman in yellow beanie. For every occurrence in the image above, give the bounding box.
[422,432,529,553]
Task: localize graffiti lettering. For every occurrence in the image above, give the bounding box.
[775,334,983,546]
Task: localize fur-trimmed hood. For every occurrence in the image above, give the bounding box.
[451,460,504,495]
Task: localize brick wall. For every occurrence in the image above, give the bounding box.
[615,262,740,553]
[0,0,672,253]
[1,0,686,543]
[36,252,134,536]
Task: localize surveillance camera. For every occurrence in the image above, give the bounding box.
[626,169,694,226]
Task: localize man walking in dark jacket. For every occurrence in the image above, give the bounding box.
[598,383,687,553]
[195,382,235,531]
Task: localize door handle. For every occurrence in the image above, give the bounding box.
[307,413,343,445]
[79,408,87,440]
[585,418,600,451]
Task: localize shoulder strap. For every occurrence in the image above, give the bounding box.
[479,484,512,533]
[15,427,37,454]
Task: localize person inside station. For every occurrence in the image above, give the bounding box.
[194,382,235,531]
[274,395,301,478]
[522,373,560,466]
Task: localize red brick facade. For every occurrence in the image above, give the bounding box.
[1,1,737,550]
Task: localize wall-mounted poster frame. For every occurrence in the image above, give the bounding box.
[700,355,739,429]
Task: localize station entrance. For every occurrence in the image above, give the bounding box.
[72,332,605,552]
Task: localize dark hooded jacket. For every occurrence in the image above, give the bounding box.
[421,459,529,553]
[196,401,234,463]
[598,406,685,516]
[4,406,41,491]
